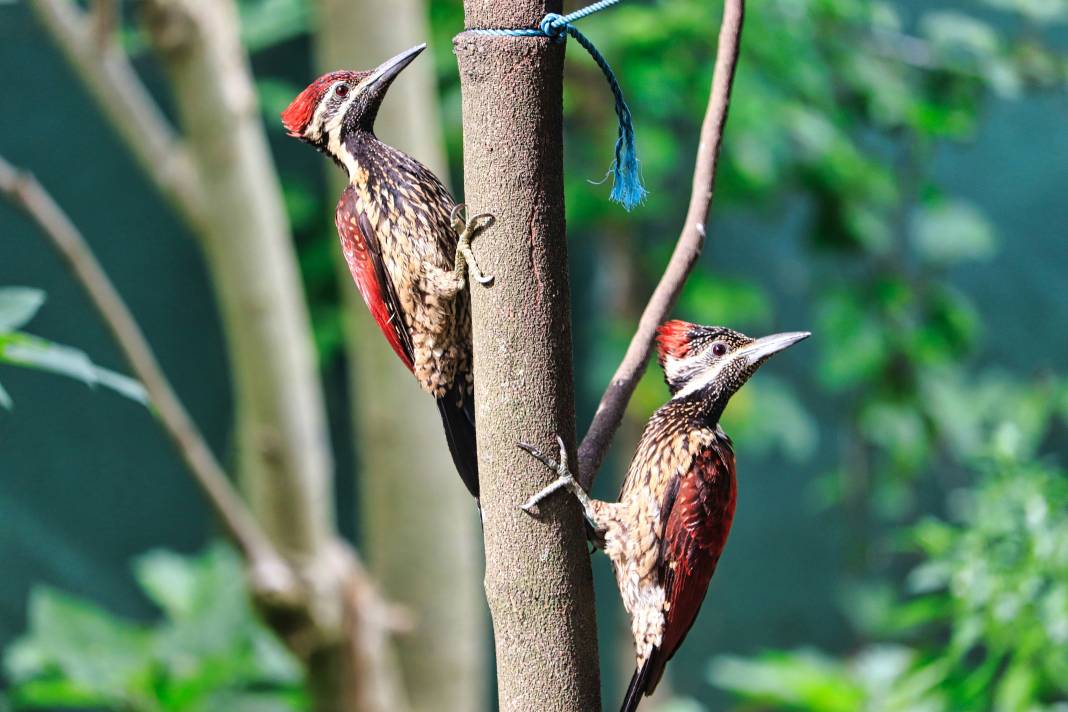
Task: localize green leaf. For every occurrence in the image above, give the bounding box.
[239,0,310,52]
[4,587,153,702]
[9,677,113,708]
[258,78,302,127]
[653,698,708,712]
[980,0,1068,25]
[709,650,865,712]
[0,332,148,405]
[0,288,46,332]
[911,200,997,265]
[136,545,303,691]
[721,377,818,461]
[0,379,11,410]
[135,549,204,620]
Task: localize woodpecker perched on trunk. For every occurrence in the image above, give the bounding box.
[519,321,809,712]
[282,44,490,500]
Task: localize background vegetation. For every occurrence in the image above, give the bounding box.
[2,0,1066,710]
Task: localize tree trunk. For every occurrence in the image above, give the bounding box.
[31,2,391,710]
[314,2,487,711]
[136,0,333,561]
[455,3,602,711]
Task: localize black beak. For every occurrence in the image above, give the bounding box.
[364,43,426,96]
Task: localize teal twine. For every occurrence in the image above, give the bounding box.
[469,1,647,210]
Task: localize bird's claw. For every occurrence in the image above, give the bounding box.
[451,204,495,287]
[517,435,576,513]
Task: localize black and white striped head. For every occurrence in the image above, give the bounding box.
[656,320,809,404]
[281,44,425,160]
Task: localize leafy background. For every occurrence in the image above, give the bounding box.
[1,0,1067,709]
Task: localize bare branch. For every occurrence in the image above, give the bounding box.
[30,0,206,229]
[0,154,292,594]
[577,0,746,488]
[90,0,119,49]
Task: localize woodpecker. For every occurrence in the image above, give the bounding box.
[519,321,810,712]
[282,44,490,499]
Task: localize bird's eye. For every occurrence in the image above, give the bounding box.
[335,84,350,98]
[711,342,728,357]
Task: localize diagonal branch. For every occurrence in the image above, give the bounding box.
[576,0,746,489]
[30,0,206,230]
[0,154,292,594]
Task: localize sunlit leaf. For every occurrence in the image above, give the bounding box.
[4,587,152,701]
[911,200,996,265]
[0,287,46,332]
[709,650,865,711]
[0,332,147,405]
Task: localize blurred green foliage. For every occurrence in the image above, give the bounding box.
[4,546,306,712]
[0,287,145,409]
[710,455,1068,711]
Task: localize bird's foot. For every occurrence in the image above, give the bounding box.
[450,204,495,287]
[517,435,580,513]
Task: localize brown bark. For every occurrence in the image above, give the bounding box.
[455,2,602,710]
[314,2,487,711]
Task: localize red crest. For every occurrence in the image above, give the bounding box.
[656,320,696,362]
[281,71,358,137]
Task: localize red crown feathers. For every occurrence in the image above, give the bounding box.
[656,320,696,362]
[281,71,358,137]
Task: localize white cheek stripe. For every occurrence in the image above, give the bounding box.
[672,353,738,401]
[304,81,339,142]
[306,73,378,144]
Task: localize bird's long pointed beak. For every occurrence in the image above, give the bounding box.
[365,43,426,93]
[739,331,811,366]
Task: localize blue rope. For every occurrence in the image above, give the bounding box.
[469,0,647,210]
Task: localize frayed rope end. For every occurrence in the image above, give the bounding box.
[607,116,647,210]
[609,148,647,211]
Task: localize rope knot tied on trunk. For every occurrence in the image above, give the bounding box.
[466,0,647,210]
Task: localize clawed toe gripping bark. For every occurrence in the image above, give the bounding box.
[450,204,495,286]
[517,435,595,520]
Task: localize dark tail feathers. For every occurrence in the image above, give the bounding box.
[620,660,652,712]
[436,384,479,500]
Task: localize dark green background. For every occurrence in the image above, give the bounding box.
[2,0,1066,705]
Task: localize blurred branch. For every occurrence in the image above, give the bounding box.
[30,0,206,230]
[577,0,746,488]
[0,153,411,712]
[29,0,408,708]
[90,0,119,49]
[0,154,293,596]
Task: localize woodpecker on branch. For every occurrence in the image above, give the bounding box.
[519,321,810,712]
[282,44,490,500]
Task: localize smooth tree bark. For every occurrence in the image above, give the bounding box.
[455,2,602,711]
[135,0,334,558]
[314,2,487,711]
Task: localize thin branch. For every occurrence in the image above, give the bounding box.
[90,0,119,50]
[30,0,206,230]
[577,0,746,488]
[0,154,293,593]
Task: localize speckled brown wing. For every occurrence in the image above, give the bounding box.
[335,185,414,371]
